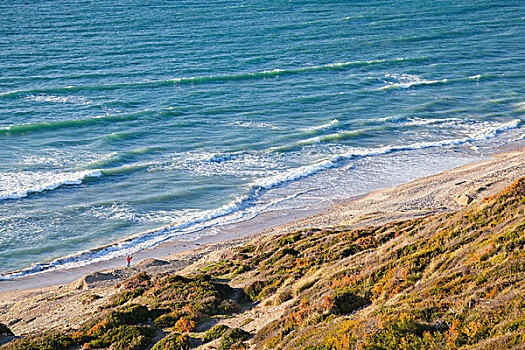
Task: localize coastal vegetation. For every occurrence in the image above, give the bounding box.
[2,177,525,349]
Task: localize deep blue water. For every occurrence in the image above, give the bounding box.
[1,0,524,278]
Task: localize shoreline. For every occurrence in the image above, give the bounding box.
[0,206,325,293]
[1,133,521,285]
[0,144,524,335]
[0,143,524,293]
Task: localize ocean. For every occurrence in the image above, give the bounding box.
[0,0,524,279]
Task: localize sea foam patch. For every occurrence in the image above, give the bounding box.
[25,94,91,105]
[0,170,102,200]
[378,73,446,90]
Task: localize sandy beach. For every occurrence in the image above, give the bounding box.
[1,144,524,339]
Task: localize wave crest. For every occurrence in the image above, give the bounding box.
[0,57,426,98]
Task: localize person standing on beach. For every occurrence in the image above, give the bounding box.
[127,255,132,267]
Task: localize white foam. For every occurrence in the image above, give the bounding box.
[402,117,460,127]
[510,133,525,142]
[84,203,140,223]
[469,119,521,140]
[297,136,322,145]
[0,170,102,200]
[260,68,285,74]
[378,73,447,90]
[152,151,279,177]
[206,153,236,163]
[301,119,340,131]
[363,115,408,124]
[230,121,283,130]
[256,119,522,192]
[25,94,91,105]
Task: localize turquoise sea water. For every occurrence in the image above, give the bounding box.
[0,0,524,278]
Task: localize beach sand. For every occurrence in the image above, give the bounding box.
[0,144,524,337]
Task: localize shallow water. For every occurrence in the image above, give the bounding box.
[0,0,524,278]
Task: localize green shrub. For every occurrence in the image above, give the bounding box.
[203,324,230,343]
[365,315,438,349]
[106,304,149,327]
[280,248,299,257]
[12,333,75,350]
[238,245,255,254]
[135,272,150,281]
[339,245,359,258]
[219,328,250,350]
[154,313,180,328]
[122,272,151,290]
[277,233,302,247]
[111,288,145,307]
[148,307,172,320]
[150,332,189,350]
[244,280,268,301]
[506,319,525,332]
[89,325,154,350]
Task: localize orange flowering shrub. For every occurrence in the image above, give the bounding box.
[173,317,196,333]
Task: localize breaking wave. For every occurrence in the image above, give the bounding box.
[0,170,102,201]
